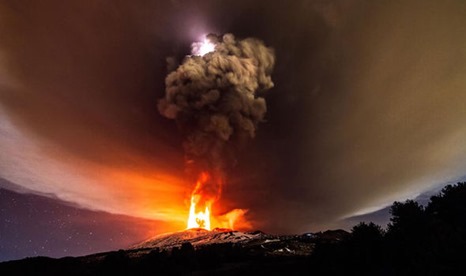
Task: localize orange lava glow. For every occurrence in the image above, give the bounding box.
[186,172,214,230]
[186,172,251,231]
[187,194,211,230]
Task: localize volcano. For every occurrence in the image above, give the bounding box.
[0,228,348,275]
[129,228,320,257]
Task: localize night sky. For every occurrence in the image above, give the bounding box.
[0,180,170,262]
[1,0,466,261]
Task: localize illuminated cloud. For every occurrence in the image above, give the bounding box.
[0,0,465,234]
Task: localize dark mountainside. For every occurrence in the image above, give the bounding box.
[2,182,466,275]
[0,229,347,276]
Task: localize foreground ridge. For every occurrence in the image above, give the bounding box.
[0,229,348,275]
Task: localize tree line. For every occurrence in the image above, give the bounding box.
[310,182,466,275]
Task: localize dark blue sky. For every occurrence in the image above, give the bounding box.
[0,180,170,262]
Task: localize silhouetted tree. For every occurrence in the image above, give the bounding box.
[387,200,426,235]
[385,200,430,273]
[350,222,385,243]
[424,183,466,273]
[343,222,386,274]
[427,182,466,230]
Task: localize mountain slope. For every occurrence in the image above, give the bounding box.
[0,229,348,275]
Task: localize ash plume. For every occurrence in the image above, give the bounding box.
[158,33,275,176]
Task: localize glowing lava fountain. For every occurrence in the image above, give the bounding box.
[187,194,211,230]
[186,172,219,230]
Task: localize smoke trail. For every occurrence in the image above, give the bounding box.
[158,33,275,176]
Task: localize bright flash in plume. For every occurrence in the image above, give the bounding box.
[191,37,215,56]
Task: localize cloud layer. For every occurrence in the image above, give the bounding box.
[1,0,466,233]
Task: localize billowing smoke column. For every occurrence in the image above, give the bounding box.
[158,33,275,228]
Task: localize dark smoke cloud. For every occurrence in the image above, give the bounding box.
[158,33,274,174]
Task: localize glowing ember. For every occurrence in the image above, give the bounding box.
[191,37,216,56]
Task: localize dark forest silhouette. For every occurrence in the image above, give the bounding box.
[311,182,466,275]
[1,182,466,275]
